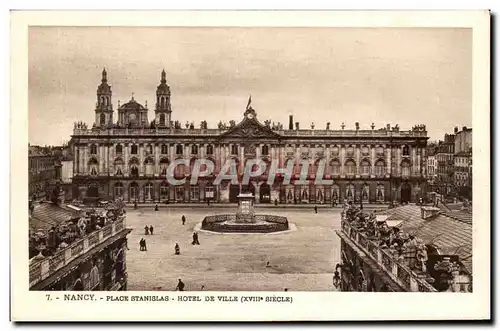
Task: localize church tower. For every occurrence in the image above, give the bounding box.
[155,69,172,128]
[95,68,113,127]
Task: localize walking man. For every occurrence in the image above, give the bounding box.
[314,205,318,214]
[149,225,154,235]
[192,232,200,245]
[154,204,159,211]
[144,225,149,235]
[182,215,186,225]
[174,243,180,255]
[176,279,185,291]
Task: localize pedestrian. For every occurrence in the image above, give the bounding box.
[207,199,210,206]
[134,201,138,209]
[142,238,147,251]
[175,243,180,255]
[182,215,186,225]
[155,204,159,211]
[192,232,200,245]
[176,279,185,291]
[139,238,144,251]
[314,205,318,214]
[149,225,154,235]
[144,225,149,235]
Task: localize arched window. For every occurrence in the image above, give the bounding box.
[88,158,98,176]
[89,265,100,290]
[360,160,371,176]
[261,145,269,156]
[176,144,183,155]
[131,145,138,155]
[332,184,340,202]
[345,160,356,176]
[331,146,339,156]
[361,146,370,156]
[376,184,385,202]
[100,113,106,125]
[402,145,410,156]
[346,184,355,201]
[160,96,166,109]
[330,160,341,175]
[115,144,123,154]
[146,144,153,154]
[401,161,411,177]
[362,184,369,202]
[114,158,124,176]
[206,145,214,155]
[191,145,198,155]
[159,158,169,176]
[161,144,168,154]
[375,160,385,177]
[144,183,154,201]
[144,158,154,176]
[159,113,166,126]
[114,182,124,198]
[346,146,355,157]
[231,145,239,155]
[90,144,97,155]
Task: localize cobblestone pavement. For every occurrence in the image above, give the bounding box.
[126,206,343,291]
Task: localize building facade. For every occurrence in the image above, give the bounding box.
[71,70,429,204]
[28,145,60,200]
[436,134,455,196]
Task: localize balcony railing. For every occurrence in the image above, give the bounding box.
[29,216,126,288]
[73,127,428,138]
[340,220,436,292]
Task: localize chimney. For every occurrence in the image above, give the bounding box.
[462,126,467,131]
[295,122,299,130]
[386,124,391,131]
[289,115,293,130]
[420,206,440,220]
[454,127,458,134]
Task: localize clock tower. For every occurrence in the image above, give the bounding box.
[95,68,114,127]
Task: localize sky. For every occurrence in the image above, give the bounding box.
[28,27,472,145]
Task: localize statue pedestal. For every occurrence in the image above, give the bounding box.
[236,193,255,223]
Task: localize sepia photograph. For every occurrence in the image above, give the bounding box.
[11,10,491,321]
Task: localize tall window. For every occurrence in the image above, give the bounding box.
[175,186,184,201]
[345,160,356,176]
[362,184,369,201]
[130,165,139,177]
[191,145,198,155]
[262,145,269,156]
[190,186,200,201]
[360,160,370,176]
[332,185,340,202]
[144,158,154,176]
[160,159,169,176]
[115,144,123,154]
[114,158,124,176]
[161,144,168,154]
[144,183,154,200]
[90,144,97,155]
[159,113,166,126]
[231,145,239,155]
[346,184,355,201]
[206,145,214,155]
[176,144,183,155]
[131,145,138,155]
[331,146,339,156]
[88,158,98,175]
[401,161,411,177]
[146,144,153,154]
[129,183,139,201]
[375,160,385,177]
[114,182,124,198]
[100,113,106,125]
[376,184,384,201]
[160,183,169,201]
[402,145,410,156]
[361,146,370,156]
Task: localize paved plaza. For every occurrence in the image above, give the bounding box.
[126,206,344,291]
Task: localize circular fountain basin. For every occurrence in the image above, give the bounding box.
[200,214,290,234]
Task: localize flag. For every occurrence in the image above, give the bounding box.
[246,95,252,110]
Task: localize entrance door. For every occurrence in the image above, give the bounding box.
[401,182,411,203]
[260,184,271,203]
[87,184,99,198]
[229,185,240,203]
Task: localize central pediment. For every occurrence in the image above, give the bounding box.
[220,117,281,140]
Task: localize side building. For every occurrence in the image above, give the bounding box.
[335,204,472,292]
[29,190,132,291]
[71,69,429,204]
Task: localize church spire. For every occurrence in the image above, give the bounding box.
[101,67,107,83]
[161,69,166,84]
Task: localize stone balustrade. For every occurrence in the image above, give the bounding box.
[29,216,126,288]
[73,127,428,138]
[341,220,436,292]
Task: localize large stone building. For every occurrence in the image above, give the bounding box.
[28,145,61,200]
[71,69,429,204]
